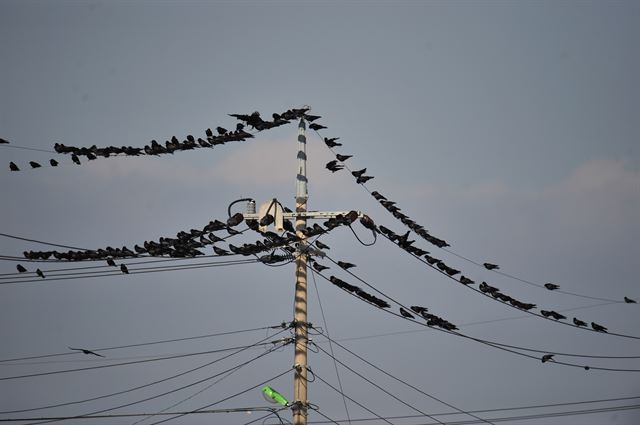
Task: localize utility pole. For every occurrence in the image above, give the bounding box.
[244,117,363,425]
[293,118,309,425]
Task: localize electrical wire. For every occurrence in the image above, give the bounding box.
[310,268,352,425]
[0,233,86,251]
[0,144,57,154]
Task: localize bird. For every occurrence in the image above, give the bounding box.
[591,322,608,332]
[325,160,344,173]
[213,246,230,256]
[324,137,342,148]
[399,307,415,319]
[351,168,367,178]
[410,305,428,314]
[541,354,554,363]
[573,317,587,327]
[308,123,327,131]
[226,212,244,227]
[483,263,499,270]
[335,154,352,162]
[624,296,637,303]
[16,264,27,273]
[29,161,41,169]
[206,128,213,138]
[106,258,116,267]
[49,159,59,167]
[544,283,560,290]
[36,269,45,278]
[9,162,19,171]
[216,126,228,135]
[304,114,322,122]
[460,276,475,285]
[71,154,81,165]
[120,264,129,274]
[259,214,274,227]
[0,137,9,144]
[356,175,374,184]
[68,347,104,357]
[315,241,330,250]
[312,262,329,272]
[337,261,356,270]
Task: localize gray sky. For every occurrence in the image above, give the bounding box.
[1,1,639,424]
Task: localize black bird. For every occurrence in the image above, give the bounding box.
[324,137,342,148]
[541,354,554,363]
[573,317,587,327]
[0,138,9,144]
[29,161,41,169]
[483,262,499,270]
[259,214,274,227]
[541,310,566,320]
[69,347,104,357]
[591,322,608,332]
[315,241,330,250]
[399,307,415,319]
[206,128,213,138]
[544,283,560,290]
[335,154,352,162]
[120,264,129,274]
[308,123,327,131]
[16,264,27,273]
[624,296,637,304]
[36,269,45,278]
[49,159,59,167]
[106,258,116,267]
[213,246,230,256]
[410,305,428,314]
[356,175,374,184]
[351,168,367,178]
[216,126,228,135]
[325,160,343,173]
[460,276,475,285]
[71,154,81,165]
[312,262,329,272]
[9,162,19,171]
[282,220,295,233]
[337,261,356,270]
[304,114,322,122]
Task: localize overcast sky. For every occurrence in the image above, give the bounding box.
[1,1,639,424]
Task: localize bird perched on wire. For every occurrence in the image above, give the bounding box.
[315,241,330,250]
[324,137,342,148]
[309,123,327,131]
[541,354,554,363]
[460,276,475,285]
[71,154,81,165]
[213,246,230,256]
[573,317,587,327]
[483,263,499,270]
[106,258,116,267]
[337,261,356,270]
[9,162,19,171]
[50,159,59,167]
[69,347,105,357]
[410,305,428,315]
[399,307,415,319]
[120,264,129,274]
[304,114,322,122]
[36,269,45,279]
[351,168,367,178]
[336,154,352,162]
[540,310,566,320]
[29,161,41,169]
[591,322,608,333]
[356,175,374,184]
[544,283,560,290]
[624,296,637,303]
[325,160,344,173]
[0,138,9,144]
[16,264,27,273]
[312,262,329,272]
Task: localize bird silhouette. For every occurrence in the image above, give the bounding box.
[337,261,356,270]
[71,154,81,165]
[459,276,475,285]
[544,283,560,290]
[336,154,352,162]
[259,214,274,227]
[351,168,367,178]
[36,269,45,278]
[325,160,344,173]
[573,317,587,327]
[29,161,41,169]
[216,126,228,135]
[226,213,244,227]
[69,347,104,357]
[309,123,327,131]
[304,114,322,122]
[49,159,59,167]
[106,258,116,267]
[483,263,499,270]
[591,322,608,332]
[213,246,230,256]
[399,307,415,319]
[624,296,637,303]
[324,137,342,148]
[541,354,554,363]
[312,262,329,272]
[315,241,330,250]
[16,264,27,273]
[120,264,129,274]
[410,305,428,314]
[0,138,9,144]
[356,175,374,184]
[9,162,19,171]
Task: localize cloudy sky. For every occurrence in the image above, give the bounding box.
[1,1,639,424]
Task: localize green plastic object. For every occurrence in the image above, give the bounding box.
[261,385,289,406]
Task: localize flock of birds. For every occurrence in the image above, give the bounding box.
[5,108,311,170]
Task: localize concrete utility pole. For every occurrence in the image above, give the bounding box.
[293,118,309,425]
[244,117,363,425]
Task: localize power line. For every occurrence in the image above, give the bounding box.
[0,144,57,154]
